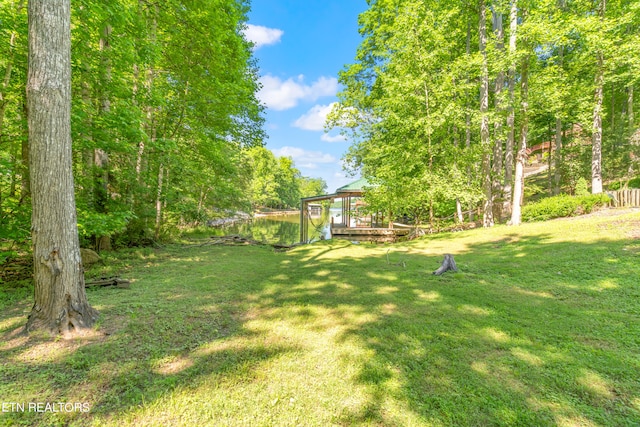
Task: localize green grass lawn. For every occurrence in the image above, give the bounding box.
[1,211,639,426]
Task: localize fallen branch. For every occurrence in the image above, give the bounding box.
[85,277,130,289]
[198,235,301,251]
[386,249,406,268]
[433,254,458,276]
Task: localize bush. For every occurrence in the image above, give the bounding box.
[522,194,610,222]
[608,176,640,191]
[575,177,589,196]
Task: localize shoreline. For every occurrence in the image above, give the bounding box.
[253,210,300,217]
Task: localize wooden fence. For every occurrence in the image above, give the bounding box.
[608,189,640,207]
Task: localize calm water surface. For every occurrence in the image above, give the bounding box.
[211,210,337,245]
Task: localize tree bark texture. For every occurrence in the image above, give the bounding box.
[592,49,604,194]
[25,0,98,336]
[492,10,505,222]
[504,0,518,216]
[554,117,563,195]
[479,0,493,227]
[511,52,530,226]
[433,254,458,276]
[629,85,634,132]
[591,0,606,194]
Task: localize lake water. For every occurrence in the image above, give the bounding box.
[210,210,336,245]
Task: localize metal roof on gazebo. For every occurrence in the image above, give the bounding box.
[335,177,371,193]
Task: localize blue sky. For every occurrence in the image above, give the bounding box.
[245,0,367,193]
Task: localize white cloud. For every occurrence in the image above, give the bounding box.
[293,104,335,131]
[242,24,283,49]
[321,133,347,143]
[271,146,337,166]
[299,163,318,169]
[258,75,338,111]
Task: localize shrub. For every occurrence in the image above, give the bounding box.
[522,194,610,222]
[608,176,640,191]
[575,177,589,196]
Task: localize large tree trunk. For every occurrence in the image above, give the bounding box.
[479,0,493,227]
[25,0,98,336]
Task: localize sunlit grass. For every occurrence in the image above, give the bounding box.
[1,211,639,426]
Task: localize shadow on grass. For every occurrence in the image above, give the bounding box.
[252,233,640,425]
[0,226,639,426]
[0,245,300,426]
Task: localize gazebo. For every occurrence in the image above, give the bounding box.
[299,178,410,243]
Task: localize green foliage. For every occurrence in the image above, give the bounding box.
[521,194,610,222]
[0,197,31,244]
[77,208,134,240]
[575,177,590,196]
[331,0,640,221]
[1,0,267,246]
[608,176,640,190]
[245,147,323,210]
[299,177,328,198]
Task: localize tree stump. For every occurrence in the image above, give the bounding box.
[433,254,458,275]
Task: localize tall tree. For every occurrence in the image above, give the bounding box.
[479,0,493,227]
[511,40,530,226]
[504,0,518,215]
[492,7,506,220]
[25,0,97,335]
[591,0,606,194]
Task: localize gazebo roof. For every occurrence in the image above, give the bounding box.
[300,178,372,204]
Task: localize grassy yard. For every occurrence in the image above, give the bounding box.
[1,211,639,426]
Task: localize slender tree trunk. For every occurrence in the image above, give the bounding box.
[95,24,112,251]
[554,116,563,194]
[628,85,634,133]
[466,16,474,223]
[492,9,505,222]
[591,0,606,194]
[0,33,16,144]
[610,82,616,143]
[20,128,29,199]
[154,162,164,240]
[452,88,464,224]
[9,136,19,198]
[553,43,564,195]
[548,122,553,193]
[504,0,517,216]
[25,0,98,336]
[511,52,530,226]
[0,0,25,141]
[592,51,604,194]
[134,63,145,183]
[1,4,27,202]
[479,0,493,227]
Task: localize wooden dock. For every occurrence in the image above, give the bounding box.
[330,225,410,242]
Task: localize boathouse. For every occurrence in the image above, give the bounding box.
[299,178,410,243]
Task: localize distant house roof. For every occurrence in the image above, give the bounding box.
[335,178,372,193]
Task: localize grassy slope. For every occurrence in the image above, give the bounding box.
[1,211,639,426]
